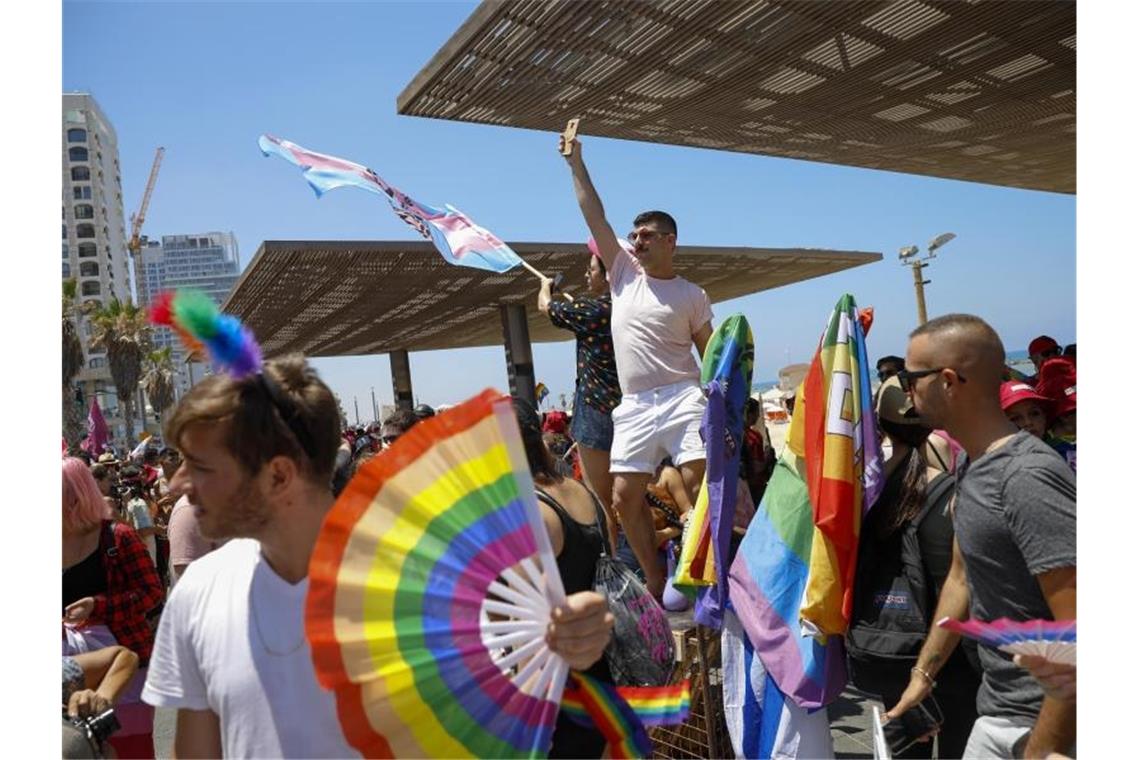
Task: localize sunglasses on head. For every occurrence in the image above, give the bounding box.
[896,367,967,392]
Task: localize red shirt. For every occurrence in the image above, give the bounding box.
[89,520,165,664]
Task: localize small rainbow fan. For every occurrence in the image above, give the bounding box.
[306,390,572,758]
[938,617,1076,665]
[147,289,262,377]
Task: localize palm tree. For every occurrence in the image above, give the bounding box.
[62,279,89,449]
[141,347,177,427]
[89,297,152,443]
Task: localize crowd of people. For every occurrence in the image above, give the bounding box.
[59,131,1075,759]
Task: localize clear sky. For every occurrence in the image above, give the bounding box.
[62,0,1075,418]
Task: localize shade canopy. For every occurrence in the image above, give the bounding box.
[398,1,1075,193]
[222,240,881,357]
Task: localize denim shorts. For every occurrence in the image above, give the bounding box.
[571,393,615,450]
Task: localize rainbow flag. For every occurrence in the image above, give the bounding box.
[673,315,754,629]
[535,382,549,406]
[259,134,524,273]
[799,297,883,637]
[563,679,691,728]
[726,445,848,710]
[562,672,653,759]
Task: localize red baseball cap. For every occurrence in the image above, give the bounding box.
[1028,335,1060,356]
[1036,357,1077,419]
[1000,381,1050,412]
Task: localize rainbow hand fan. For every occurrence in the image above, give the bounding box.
[306,390,571,758]
[938,617,1076,665]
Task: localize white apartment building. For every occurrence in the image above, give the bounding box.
[63,92,133,444]
[132,232,242,397]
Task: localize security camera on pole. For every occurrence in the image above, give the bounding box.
[899,232,956,325]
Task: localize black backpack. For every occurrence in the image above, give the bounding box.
[846,472,956,665]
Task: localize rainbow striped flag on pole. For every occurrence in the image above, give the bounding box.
[799,296,883,637]
[725,294,880,715]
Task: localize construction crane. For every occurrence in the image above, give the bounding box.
[128,146,165,254]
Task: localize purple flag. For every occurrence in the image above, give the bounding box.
[81,398,109,457]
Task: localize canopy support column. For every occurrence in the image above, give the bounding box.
[500,303,536,409]
[390,349,414,411]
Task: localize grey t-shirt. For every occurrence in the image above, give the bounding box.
[953,431,1076,720]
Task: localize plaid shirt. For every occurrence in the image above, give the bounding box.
[89,520,165,665]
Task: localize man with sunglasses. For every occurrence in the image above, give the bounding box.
[561,134,714,600]
[885,314,1075,759]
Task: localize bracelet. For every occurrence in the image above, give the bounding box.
[911,666,937,688]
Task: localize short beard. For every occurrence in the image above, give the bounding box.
[201,475,273,541]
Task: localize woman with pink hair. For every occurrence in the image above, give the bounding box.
[63,457,164,758]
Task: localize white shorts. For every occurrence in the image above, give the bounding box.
[610,380,706,474]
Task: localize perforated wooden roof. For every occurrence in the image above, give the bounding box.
[398,0,1075,194]
[222,240,880,357]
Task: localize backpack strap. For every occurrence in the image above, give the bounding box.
[912,472,955,528]
[98,519,119,558]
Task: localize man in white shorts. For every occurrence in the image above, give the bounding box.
[562,134,713,599]
[143,354,614,758]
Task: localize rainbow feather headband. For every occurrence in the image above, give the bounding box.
[148,289,263,378]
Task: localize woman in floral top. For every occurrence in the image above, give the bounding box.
[539,252,622,546]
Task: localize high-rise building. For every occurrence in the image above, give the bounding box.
[63,93,133,443]
[132,231,242,396]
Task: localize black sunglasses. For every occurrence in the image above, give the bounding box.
[897,367,966,392]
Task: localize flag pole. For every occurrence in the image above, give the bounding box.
[518,258,575,302]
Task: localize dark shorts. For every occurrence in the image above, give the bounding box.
[571,393,614,450]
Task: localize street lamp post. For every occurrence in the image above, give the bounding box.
[898,233,956,326]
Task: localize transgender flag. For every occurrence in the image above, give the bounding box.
[258,134,523,273]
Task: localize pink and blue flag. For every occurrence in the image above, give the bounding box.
[258,134,524,273]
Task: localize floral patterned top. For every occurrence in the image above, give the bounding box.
[547,293,622,414]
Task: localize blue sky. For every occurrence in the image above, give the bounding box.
[63,1,1075,417]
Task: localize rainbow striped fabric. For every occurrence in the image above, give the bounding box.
[674,314,754,629]
[560,673,654,758]
[306,390,568,758]
[562,678,691,728]
[798,297,884,637]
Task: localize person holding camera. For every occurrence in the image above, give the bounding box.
[63,645,140,758]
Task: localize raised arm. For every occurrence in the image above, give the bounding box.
[561,136,623,272]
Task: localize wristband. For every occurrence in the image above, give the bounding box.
[911,665,937,688]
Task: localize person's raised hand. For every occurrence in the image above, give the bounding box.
[1014,654,1076,703]
[559,135,583,166]
[546,591,613,671]
[64,597,96,625]
[67,688,110,719]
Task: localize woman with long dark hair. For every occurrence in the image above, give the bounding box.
[847,379,981,759]
[512,398,614,759]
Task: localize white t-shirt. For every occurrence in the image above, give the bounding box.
[141,539,358,758]
[609,248,713,394]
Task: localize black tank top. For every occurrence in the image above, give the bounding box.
[63,543,106,613]
[537,486,605,595]
[536,485,613,759]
